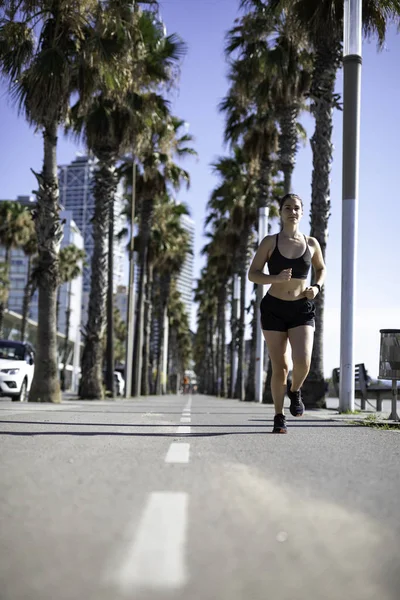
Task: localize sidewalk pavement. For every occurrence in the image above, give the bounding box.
[310,396,400,426]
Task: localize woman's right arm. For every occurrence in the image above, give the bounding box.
[248,236,292,285]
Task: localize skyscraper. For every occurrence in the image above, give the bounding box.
[176,214,195,323]
[58,155,126,324]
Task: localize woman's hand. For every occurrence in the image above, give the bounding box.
[275,268,292,283]
[303,286,318,299]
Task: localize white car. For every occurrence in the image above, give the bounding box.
[0,340,35,402]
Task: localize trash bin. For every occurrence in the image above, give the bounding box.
[378,329,400,421]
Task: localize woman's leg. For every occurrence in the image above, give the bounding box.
[287,325,314,391]
[262,330,289,414]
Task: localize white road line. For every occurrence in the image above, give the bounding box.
[180,416,191,423]
[176,426,191,435]
[165,442,190,464]
[113,492,188,591]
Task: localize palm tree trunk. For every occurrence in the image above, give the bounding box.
[60,285,71,391]
[209,314,216,394]
[149,275,158,395]
[215,301,221,396]
[142,261,153,396]
[56,286,61,331]
[237,269,246,402]
[167,325,178,393]
[229,275,239,398]
[229,278,235,398]
[245,300,257,401]
[279,105,299,195]
[155,307,163,395]
[4,247,11,308]
[133,198,154,396]
[155,307,165,395]
[237,227,251,401]
[105,199,115,396]
[20,255,32,342]
[304,37,342,408]
[0,247,11,337]
[0,303,4,338]
[259,157,271,208]
[206,318,213,395]
[29,121,63,403]
[155,276,169,395]
[80,156,117,399]
[219,284,227,398]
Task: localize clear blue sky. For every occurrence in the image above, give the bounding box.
[1,0,399,378]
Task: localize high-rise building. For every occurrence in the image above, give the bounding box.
[176,214,195,322]
[59,154,126,325]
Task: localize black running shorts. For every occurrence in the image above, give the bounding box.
[260,293,315,332]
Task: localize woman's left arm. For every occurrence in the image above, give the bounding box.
[304,237,327,299]
[311,237,327,289]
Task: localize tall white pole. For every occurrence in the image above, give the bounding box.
[255,207,269,402]
[162,311,169,395]
[339,0,362,411]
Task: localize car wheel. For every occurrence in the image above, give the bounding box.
[14,379,28,402]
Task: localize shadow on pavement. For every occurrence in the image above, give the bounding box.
[0,425,359,437]
[0,419,338,427]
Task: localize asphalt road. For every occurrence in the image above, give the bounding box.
[1,395,399,600]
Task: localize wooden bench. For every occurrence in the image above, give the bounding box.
[332,363,393,411]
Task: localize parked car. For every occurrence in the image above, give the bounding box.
[0,340,35,402]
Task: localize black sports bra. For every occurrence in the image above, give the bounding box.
[267,233,312,280]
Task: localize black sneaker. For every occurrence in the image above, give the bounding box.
[287,383,305,417]
[273,413,287,434]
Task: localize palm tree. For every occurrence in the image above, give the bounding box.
[167,281,192,393]
[0,0,121,402]
[0,263,9,335]
[230,3,311,194]
[221,57,286,402]
[0,201,33,335]
[266,0,400,405]
[132,116,195,396]
[112,306,127,367]
[209,149,258,400]
[71,6,187,399]
[58,245,85,391]
[146,196,191,395]
[70,93,133,399]
[201,220,237,398]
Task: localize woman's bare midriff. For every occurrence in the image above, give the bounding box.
[268,279,309,301]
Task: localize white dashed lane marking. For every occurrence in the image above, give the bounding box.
[176,426,191,435]
[165,442,190,464]
[110,492,189,592]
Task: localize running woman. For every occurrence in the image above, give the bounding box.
[248,193,327,433]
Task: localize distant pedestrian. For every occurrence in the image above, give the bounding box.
[248,193,327,433]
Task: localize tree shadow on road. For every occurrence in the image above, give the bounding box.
[0,421,360,437]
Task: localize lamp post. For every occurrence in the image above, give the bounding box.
[339,0,362,411]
